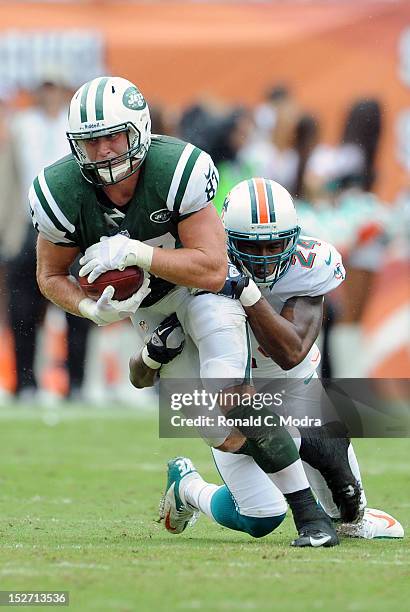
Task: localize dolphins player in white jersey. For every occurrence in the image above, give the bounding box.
[131,178,403,541]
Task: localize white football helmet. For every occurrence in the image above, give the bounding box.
[222,178,301,286]
[66,76,151,185]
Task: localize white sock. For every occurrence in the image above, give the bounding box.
[182,476,220,520]
[269,459,310,495]
[303,462,339,518]
[348,443,367,509]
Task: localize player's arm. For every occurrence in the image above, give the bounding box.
[79,149,227,292]
[129,314,185,389]
[150,205,227,291]
[129,353,158,389]
[37,235,151,325]
[36,235,84,316]
[80,205,227,293]
[244,294,323,370]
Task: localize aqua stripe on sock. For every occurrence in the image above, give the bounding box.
[210,485,286,538]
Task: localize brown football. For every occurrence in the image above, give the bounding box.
[79,266,144,301]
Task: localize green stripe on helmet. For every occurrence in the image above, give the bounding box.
[265,180,276,223]
[173,147,202,212]
[95,77,109,121]
[247,180,258,223]
[80,80,92,123]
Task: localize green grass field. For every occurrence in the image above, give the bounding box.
[0,406,409,611]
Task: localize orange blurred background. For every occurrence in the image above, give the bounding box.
[0,1,408,392]
[1,0,409,202]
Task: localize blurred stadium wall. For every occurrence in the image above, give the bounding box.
[1,0,409,201]
[0,1,408,390]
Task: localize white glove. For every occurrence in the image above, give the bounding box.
[78,276,151,326]
[79,234,154,283]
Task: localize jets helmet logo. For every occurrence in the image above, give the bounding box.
[122,86,147,110]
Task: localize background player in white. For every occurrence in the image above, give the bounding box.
[32,77,337,547]
[130,178,403,541]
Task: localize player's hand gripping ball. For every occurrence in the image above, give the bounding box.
[79,266,145,301]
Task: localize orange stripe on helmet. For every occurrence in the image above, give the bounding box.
[254,178,269,223]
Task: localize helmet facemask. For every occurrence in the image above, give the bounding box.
[67,121,149,187]
[223,178,301,287]
[227,227,301,287]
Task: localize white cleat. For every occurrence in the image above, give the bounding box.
[159,457,200,534]
[337,508,404,539]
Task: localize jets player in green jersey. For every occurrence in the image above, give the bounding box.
[31,76,338,547]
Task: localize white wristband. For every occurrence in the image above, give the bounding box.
[141,345,162,370]
[240,279,262,307]
[124,241,154,271]
[78,297,98,323]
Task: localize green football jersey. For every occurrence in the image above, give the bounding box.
[29,135,219,305]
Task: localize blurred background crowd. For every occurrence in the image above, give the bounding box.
[0,0,409,406]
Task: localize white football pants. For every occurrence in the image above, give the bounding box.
[132,287,249,445]
[132,287,248,382]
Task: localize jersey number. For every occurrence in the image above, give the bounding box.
[205,163,218,202]
[292,239,321,269]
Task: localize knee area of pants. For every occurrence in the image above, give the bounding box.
[200,360,241,381]
[239,512,287,538]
